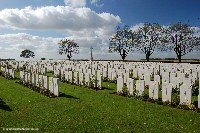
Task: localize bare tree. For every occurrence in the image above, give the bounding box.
[109,25,135,61]
[133,23,162,62]
[160,22,200,63]
[58,39,79,60]
[20,49,35,58]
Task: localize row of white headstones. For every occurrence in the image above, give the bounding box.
[0,65,60,97]
[49,61,200,108]
[28,67,103,89]
[19,70,60,96]
[1,61,200,106]
[0,67,15,78]
[117,74,200,108]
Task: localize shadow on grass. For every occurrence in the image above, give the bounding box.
[59,93,80,99]
[0,98,12,111]
[109,92,117,95]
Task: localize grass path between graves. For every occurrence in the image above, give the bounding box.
[0,74,200,132]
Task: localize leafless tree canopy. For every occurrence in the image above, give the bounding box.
[134,23,162,61]
[160,22,200,62]
[109,25,135,61]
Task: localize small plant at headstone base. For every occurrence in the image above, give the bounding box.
[192,80,199,96]
[192,101,200,113]
[132,86,142,100]
[84,81,89,87]
[60,75,65,82]
[147,97,155,103]
[15,68,20,72]
[54,74,61,79]
[80,80,84,87]
[133,91,146,101]
[177,104,190,110]
[155,98,163,105]
[15,79,23,85]
[33,84,55,98]
[132,86,138,97]
[39,86,49,96]
[27,81,32,88]
[163,100,170,106]
[133,77,139,80]
[109,77,117,83]
[102,77,109,82]
[89,74,98,90]
[122,86,128,96]
[141,92,149,101]
[147,98,162,105]
[144,85,149,90]
[31,85,40,92]
[188,104,197,111]
[150,74,154,81]
[172,87,180,94]
[4,73,14,80]
[130,70,133,78]
[171,93,180,107]
[47,70,54,74]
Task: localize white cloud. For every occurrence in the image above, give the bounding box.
[91,0,104,7]
[0,5,122,60]
[0,33,60,59]
[0,6,121,32]
[64,0,86,8]
[0,33,114,60]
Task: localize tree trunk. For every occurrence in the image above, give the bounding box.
[121,50,126,61]
[122,55,125,61]
[146,54,150,62]
[68,55,71,60]
[178,55,181,63]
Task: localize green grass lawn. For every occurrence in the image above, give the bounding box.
[0,73,200,133]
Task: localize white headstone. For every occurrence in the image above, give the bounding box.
[31,74,36,85]
[136,80,144,96]
[97,74,102,89]
[43,76,48,89]
[127,78,135,95]
[162,82,172,102]
[117,77,124,93]
[149,81,159,100]
[180,84,192,105]
[39,75,44,88]
[144,74,150,86]
[53,78,60,96]
[49,77,54,94]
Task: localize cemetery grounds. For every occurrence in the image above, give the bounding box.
[0,60,200,133]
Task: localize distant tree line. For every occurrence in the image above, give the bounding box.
[109,22,200,63]
[18,22,200,63]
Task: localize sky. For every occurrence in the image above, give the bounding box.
[0,0,200,60]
